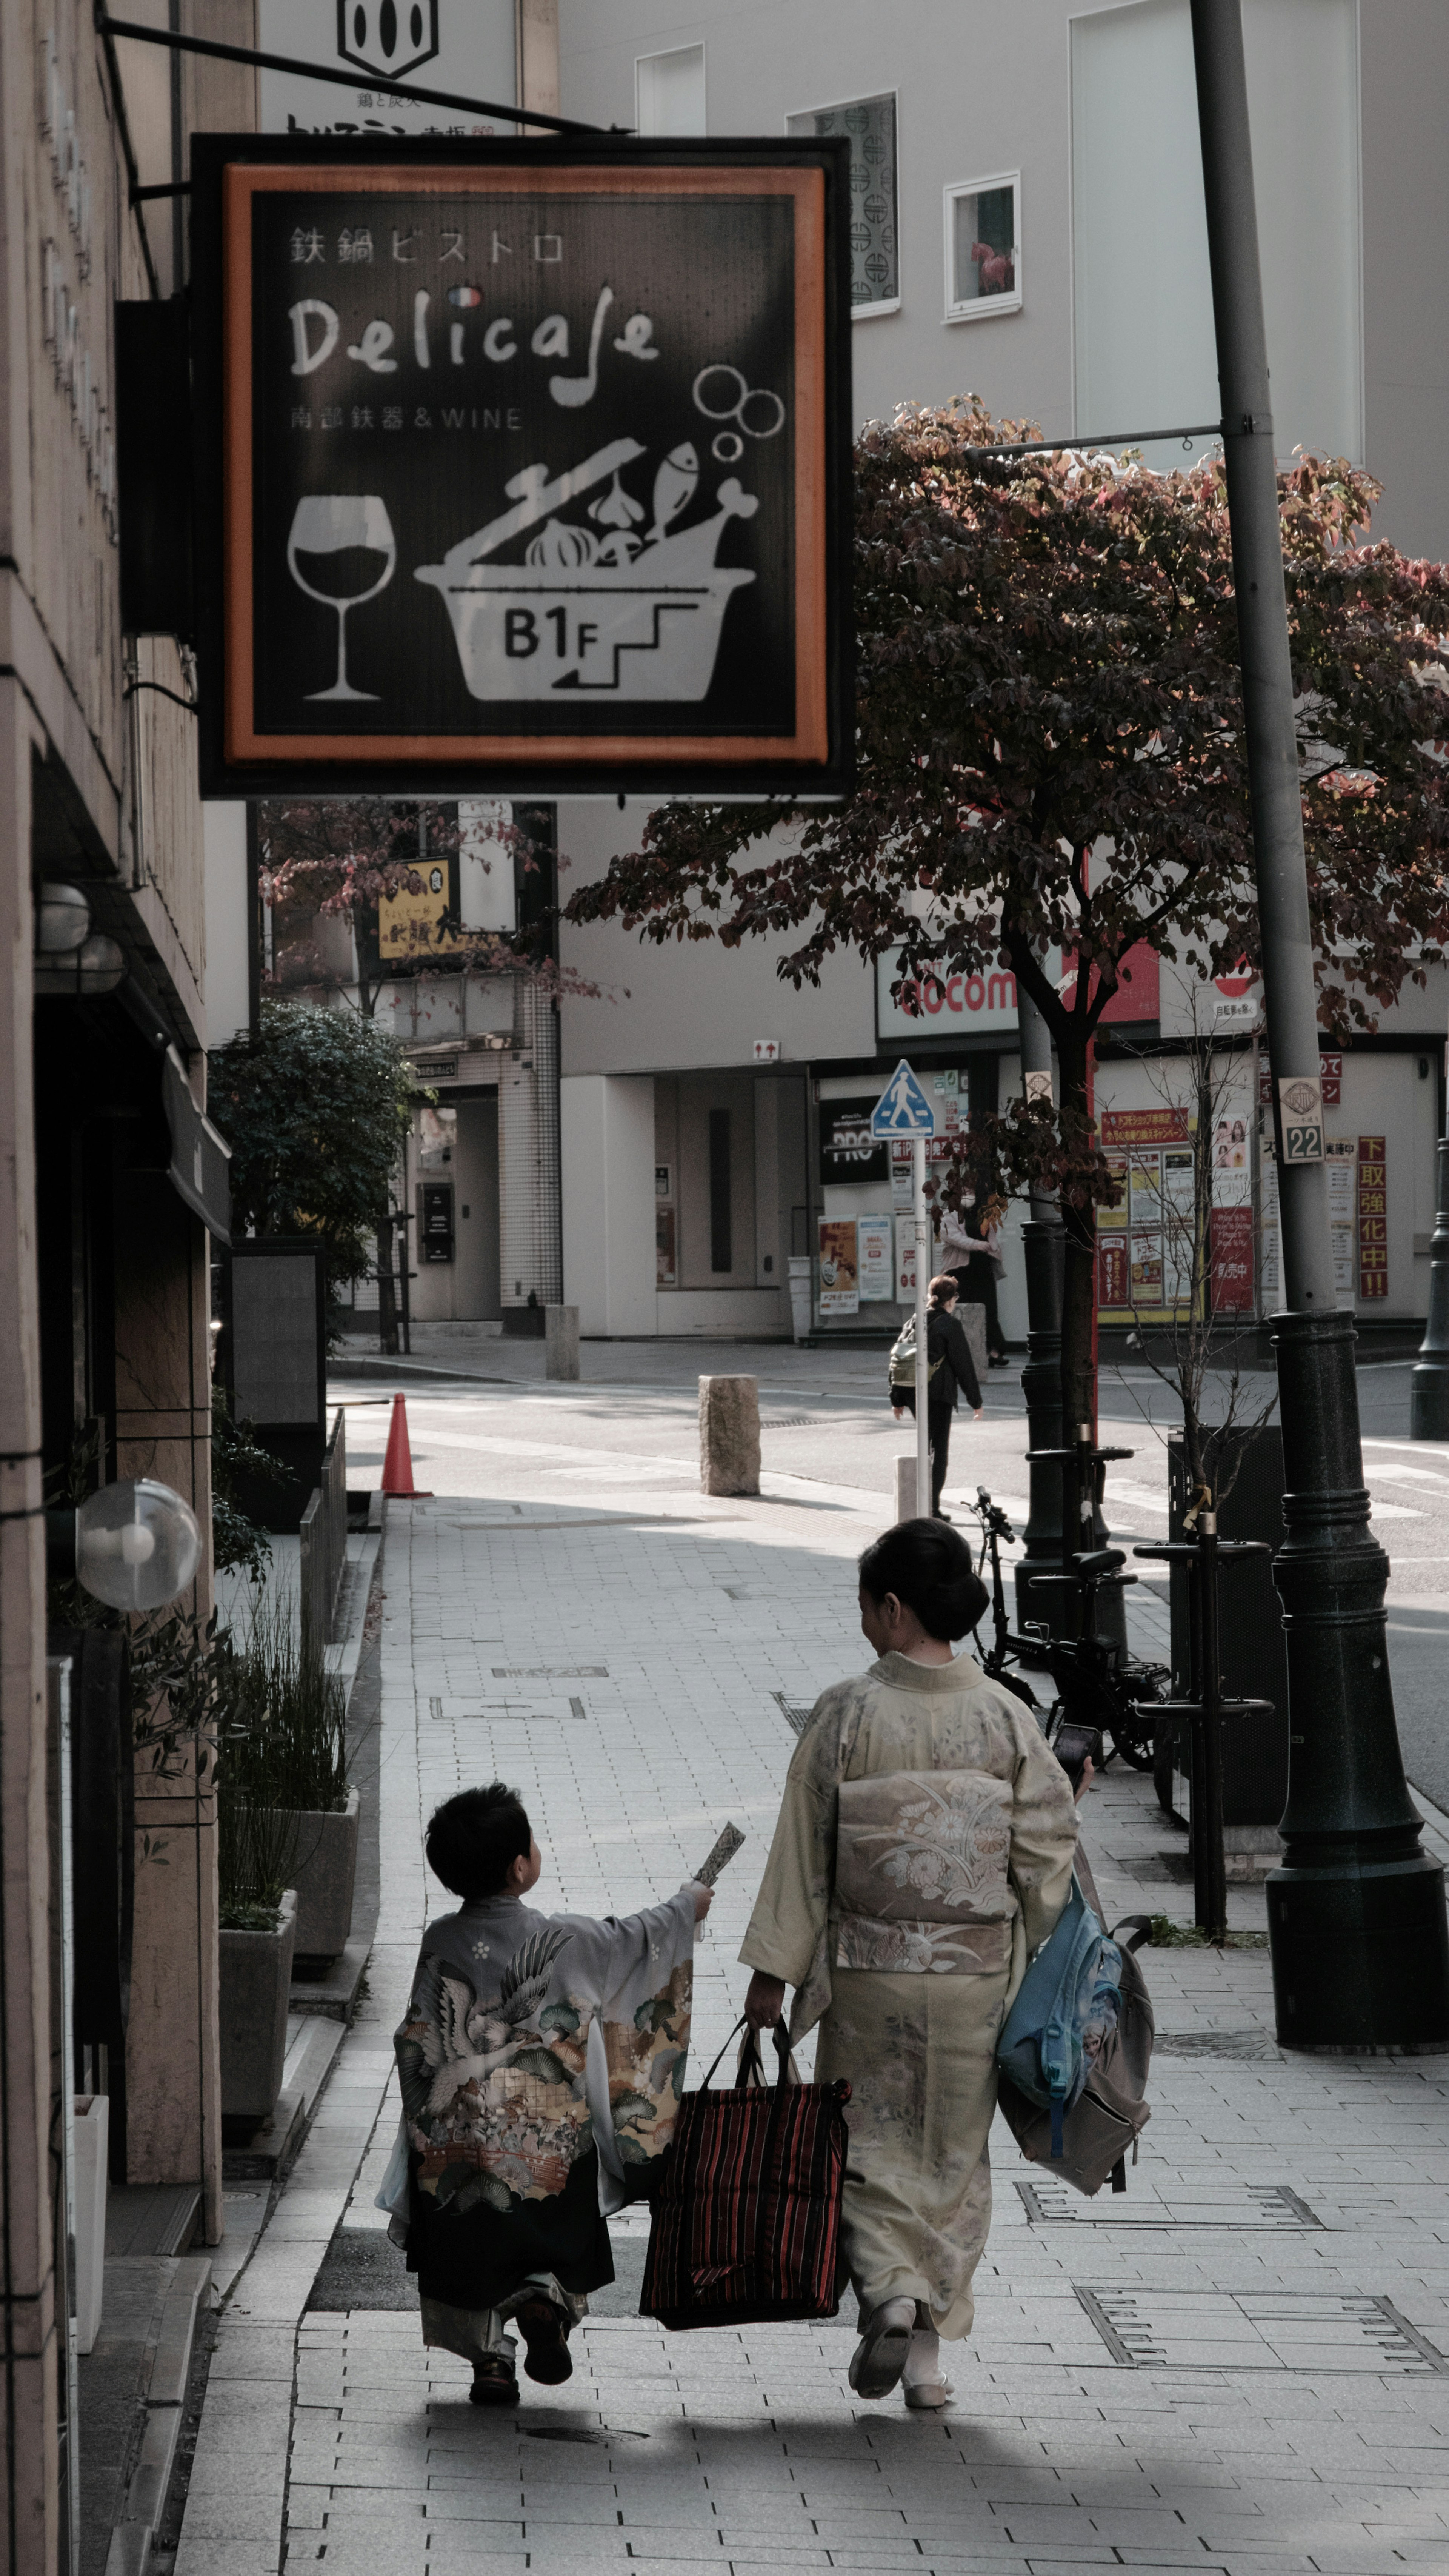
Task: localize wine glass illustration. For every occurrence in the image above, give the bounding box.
[286,494,397,701]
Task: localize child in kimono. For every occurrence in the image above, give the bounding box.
[386,1781,711,2405]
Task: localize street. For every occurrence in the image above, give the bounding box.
[166,1346,1449,2576]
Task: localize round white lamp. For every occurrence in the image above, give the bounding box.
[74,1478,202,1614]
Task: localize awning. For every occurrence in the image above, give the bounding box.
[162,1047,232,1243]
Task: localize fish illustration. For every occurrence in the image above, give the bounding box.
[648,442,699,546]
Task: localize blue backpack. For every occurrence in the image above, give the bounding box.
[996,1879,1124,2157]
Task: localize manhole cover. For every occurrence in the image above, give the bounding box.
[1075,2287,1447,2372]
[1017,2179,1320,2230]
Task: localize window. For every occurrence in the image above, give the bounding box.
[709,1109,732,1272]
[636,43,706,137]
[944,173,1021,321]
[786,91,898,317]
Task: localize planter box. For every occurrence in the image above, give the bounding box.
[73,2092,109,2355]
[220,1889,296,2123]
[258,1788,360,1968]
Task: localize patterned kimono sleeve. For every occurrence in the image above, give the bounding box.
[738,1692,846,1986]
[1006,1709,1079,1954]
[567,1889,697,2012]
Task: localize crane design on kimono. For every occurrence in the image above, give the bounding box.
[405,1928,573,2122]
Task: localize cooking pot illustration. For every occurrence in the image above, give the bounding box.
[414,435,760,703]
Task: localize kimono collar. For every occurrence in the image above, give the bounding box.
[869,1650,986,1692]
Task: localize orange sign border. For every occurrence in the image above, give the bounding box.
[222,162,830,771]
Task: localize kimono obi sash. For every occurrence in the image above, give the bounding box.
[834,1768,1014,1974]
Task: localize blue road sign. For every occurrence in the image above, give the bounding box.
[870,1059,936,1139]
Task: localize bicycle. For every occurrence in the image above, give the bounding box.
[963,1486,1042,1714]
[1021,1547,1171,1771]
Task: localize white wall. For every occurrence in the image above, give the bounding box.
[558,797,876,1076]
[203,801,251,1050]
[1072,0,1361,472]
[561,1073,658,1334]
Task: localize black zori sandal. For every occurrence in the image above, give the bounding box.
[468,2351,520,2406]
[516,2296,574,2386]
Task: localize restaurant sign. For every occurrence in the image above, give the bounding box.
[191,137,851,797]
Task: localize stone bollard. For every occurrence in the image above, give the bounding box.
[958,1300,988,1390]
[545,1304,580,1381]
[699,1375,760,1496]
[895,1453,918,1523]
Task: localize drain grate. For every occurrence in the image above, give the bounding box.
[771,1690,815,1737]
[491,1666,608,1678]
[1018,2179,1321,2230]
[523,2425,648,2443]
[761,1415,825,1429]
[429,1694,586,1722]
[1075,2287,1448,2373]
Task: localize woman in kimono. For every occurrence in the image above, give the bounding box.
[740,1519,1077,2410]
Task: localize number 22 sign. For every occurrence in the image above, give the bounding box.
[1277,1076,1326,1164]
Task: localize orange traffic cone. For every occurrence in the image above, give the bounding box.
[380,1394,431,1498]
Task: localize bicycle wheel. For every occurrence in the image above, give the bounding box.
[1108,1666,1169,1771]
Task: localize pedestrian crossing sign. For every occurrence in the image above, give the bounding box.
[870,1060,936,1138]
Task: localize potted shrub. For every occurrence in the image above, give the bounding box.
[225,1592,359,1973]
[217,1788,297,2124]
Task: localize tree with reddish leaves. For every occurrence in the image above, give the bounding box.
[258,798,535,1019]
[565,397,1449,1438]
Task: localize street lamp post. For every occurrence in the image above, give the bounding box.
[1411,1130,1449,1438]
[1015,979,1067,1631]
[1190,0,1449,2046]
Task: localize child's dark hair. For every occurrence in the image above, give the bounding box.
[426,1782,532,1900]
[858,1518,989,1643]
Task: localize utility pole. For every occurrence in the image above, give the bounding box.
[1189,0,1449,2046]
[1015,977,1066,1629]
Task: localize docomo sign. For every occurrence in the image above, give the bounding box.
[875,953,1050,1039]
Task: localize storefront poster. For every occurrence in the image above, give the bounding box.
[1130,1229,1164,1304]
[1100,1106,1189,1148]
[817,1217,859,1315]
[820,1096,890,1186]
[895,1219,919,1302]
[656,1201,676,1287]
[1097,1235,1128,1310]
[1209,1205,1254,1310]
[857,1215,895,1301]
[1326,1138,1355,1309]
[1212,1112,1250,1171]
[1358,1136,1387,1300]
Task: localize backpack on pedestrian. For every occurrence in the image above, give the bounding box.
[887,1315,946,1398]
[994,1878,1154,2195]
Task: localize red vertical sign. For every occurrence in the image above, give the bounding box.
[1358,1136,1387,1300]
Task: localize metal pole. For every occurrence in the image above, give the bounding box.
[1015,978,1067,1627]
[1190,0,1449,2046]
[1196,1514,1228,1945]
[1411,1132,1449,1437]
[915,1135,930,1517]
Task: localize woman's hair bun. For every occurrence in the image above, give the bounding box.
[858,1517,990,1643]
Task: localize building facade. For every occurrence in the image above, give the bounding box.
[552,0,1449,1342]
[1,7,259,2563]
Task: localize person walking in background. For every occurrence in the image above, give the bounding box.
[892,1274,983,1519]
[934,1197,1009,1367]
[739,1518,1077,2411]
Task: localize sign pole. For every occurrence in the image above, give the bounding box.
[915,1135,930,1518]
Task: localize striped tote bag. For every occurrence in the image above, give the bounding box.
[639,2019,851,2330]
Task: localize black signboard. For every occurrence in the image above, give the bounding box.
[420,1180,454,1264]
[191,136,852,798]
[818,1095,889,1187]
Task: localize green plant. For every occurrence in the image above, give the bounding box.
[211,1392,287,1581]
[217,1777,298,1931]
[221,1583,349,1816]
[209,999,417,1336]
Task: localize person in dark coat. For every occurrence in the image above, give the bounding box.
[892,1275,984,1519]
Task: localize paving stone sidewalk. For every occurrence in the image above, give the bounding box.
[176,1473,1449,2576]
